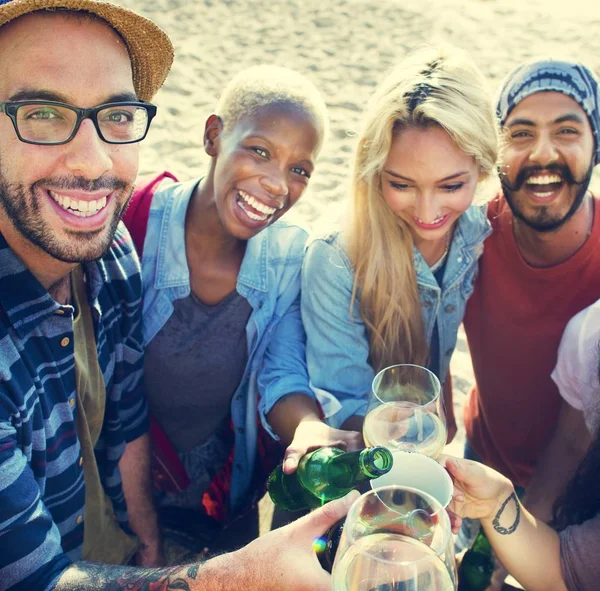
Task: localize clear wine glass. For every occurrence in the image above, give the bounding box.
[363,364,447,458]
[331,485,457,591]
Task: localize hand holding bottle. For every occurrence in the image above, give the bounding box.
[268,446,393,511]
[282,418,363,474]
[235,491,360,591]
[443,456,515,523]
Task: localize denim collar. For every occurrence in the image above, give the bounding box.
[238,230,269,292]
[413,204,491,289]
[154,177,197,290]
[153,176,269,293]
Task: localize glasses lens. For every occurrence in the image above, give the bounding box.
[97,105,149,143]
[16,103,78,144]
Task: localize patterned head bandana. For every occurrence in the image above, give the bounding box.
[497,58,600,164]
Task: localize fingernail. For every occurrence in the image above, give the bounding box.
[344,490,360,505]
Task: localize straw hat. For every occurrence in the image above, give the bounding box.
[0,0,174,101]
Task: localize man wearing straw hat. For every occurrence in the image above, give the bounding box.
[461,58,600,565]
[0,2,352,590]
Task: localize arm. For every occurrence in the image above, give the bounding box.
[301,238,373,428]
[266,238,370,472]
[258,256,362,472]
[268,393,363,473]
[54,491,359,591]
[0,414,72,591]
[116,261,162,564]
[445,456,567,591]
[257,290,319,439]
[524,401,591,523]
[267,393,322,445]
[119,433,163,566]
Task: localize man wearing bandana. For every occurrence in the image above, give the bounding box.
[462,58,600,552]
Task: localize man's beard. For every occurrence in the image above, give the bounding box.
[500,161,594,233]
[0,172,131,263]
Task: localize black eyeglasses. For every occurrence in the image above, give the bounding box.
[0,100,157,145]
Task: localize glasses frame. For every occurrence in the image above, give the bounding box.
[0,100,157,146]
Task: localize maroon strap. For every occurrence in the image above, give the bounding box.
[122,171,190,495]
[150,415,190,494]
[122,171,177,258]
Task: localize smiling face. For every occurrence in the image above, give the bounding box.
[206,103,322,240]
[0,13,139,263]
[501,91,595,232]
[380,125,479,246]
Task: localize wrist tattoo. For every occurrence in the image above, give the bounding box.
[492,491,521,535]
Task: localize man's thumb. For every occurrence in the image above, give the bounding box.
[296,490,360,538]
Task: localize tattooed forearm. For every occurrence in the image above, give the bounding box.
[54,561,200,591]
[492,491,521,535]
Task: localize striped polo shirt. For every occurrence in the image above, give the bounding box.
[0,224,149,591]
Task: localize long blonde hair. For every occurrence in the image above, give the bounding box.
[347,45,499,372]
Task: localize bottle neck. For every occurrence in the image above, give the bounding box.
[358,447,393,478]
[328,447,393,485]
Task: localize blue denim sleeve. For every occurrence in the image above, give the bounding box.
[258,289,315,440]
[301,237,374,429]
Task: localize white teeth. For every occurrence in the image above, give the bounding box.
[238,201,268,221]
[246,209,267,221]
[238,190,277,216]
[526,174,562,185]
[49,190,108,216]
[416,215,445,225]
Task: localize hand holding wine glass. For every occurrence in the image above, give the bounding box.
[443,456,515,523]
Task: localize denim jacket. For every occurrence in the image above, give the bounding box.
[140,177,314,512]
[301,205,492,428]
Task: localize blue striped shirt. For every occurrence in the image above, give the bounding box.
[0,224,149,591]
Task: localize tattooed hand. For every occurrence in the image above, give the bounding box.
[442,455,515,525]
[54,493,359,591]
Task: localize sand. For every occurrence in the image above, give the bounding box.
[119,0,600,539]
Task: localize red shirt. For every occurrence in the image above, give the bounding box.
[463,195,600,487]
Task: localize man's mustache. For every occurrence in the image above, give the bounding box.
[500,163,583,193]
[32,175,128,193]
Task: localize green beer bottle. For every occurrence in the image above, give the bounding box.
[267,446,393,512]
[458,527,494,591]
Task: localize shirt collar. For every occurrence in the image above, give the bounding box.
[154,177,199,290]
[454,204,492,248]
[238,229,269,292]
[412,205,491,281]
[0,233,105,339]
[154,177,270,293]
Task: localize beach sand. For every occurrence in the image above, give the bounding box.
[119,0,600,545]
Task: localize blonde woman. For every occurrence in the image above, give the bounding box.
[299,46,499,446]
